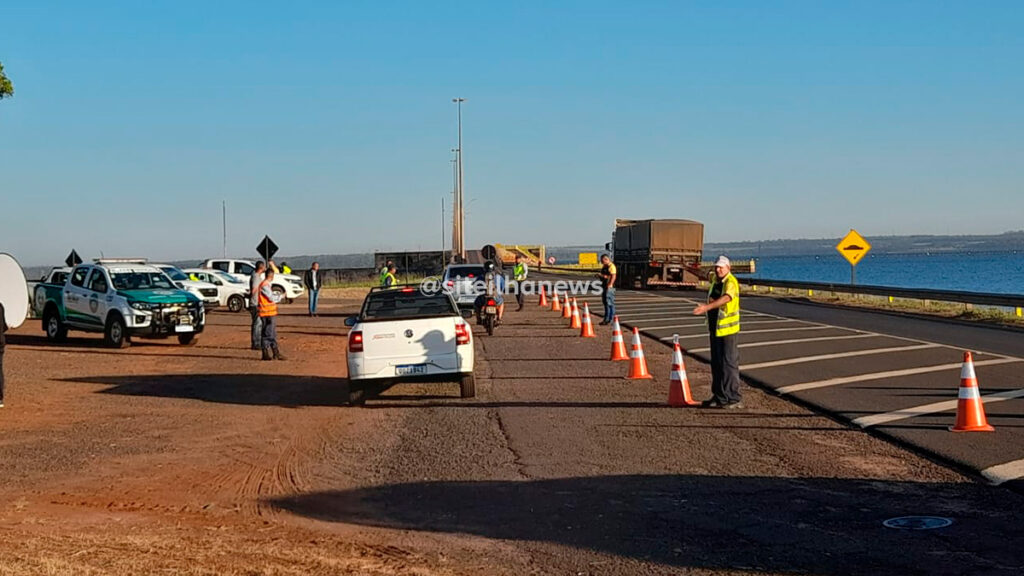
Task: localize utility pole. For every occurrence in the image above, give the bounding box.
[452,97,466,262]
[222,200,227,258]
[450,154,458,263]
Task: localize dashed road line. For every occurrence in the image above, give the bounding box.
[656,325,837,341]
[687,333,878,354]
[634,319,801,332]
[852,384,1024,428]
[742,344,940,371]
[774,358,1021,394]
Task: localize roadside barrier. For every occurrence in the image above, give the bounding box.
[626,327,653,380]
[580,302,596,338]
[569,298,582,330]
[609,316,629,361]
[538,286,548,307]
[668,338,698,406]
[561,294,572,319]
[950,351,995,432]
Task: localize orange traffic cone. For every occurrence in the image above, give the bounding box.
[626,327,653,380]
[609,316,629,361]
[580,302,596,338]
[950,351,994,432]
[569,298,582,329]
[551,291,562,312]
[561,294,572,319]
[538,286,548,307]
[668,340,698,406]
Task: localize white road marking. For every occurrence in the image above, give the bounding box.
[853,384,1024,428]
[775,359,1021,395]
[981,459,1024,485]
[687,333,878,354]
[656,325,837,341]
[742,344,940,371]
[633,319,801,331]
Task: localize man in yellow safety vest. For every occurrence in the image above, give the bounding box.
[692,255,742,409]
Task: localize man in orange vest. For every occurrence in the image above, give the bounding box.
[258,268,286,361]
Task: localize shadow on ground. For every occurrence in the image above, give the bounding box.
[268,474,1024,575]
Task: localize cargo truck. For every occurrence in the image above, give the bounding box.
[609,219,705,289]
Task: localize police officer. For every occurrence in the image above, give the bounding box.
[692,256,742,409]
[383,264,398,288]
[258,268,286,361]
[513,254,528,311]
[379,260,394,286]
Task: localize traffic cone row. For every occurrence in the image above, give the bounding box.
[950,351,994,432]
[668,340,698,406]
[538,286,548,307]
[609,316,629,361]
[569,298,581,330]
[551,291,562,312]
[580,303,596,338]
[561,294,572,319]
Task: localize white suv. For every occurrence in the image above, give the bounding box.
[183,268,250,313]
[201,259,305,302]
[155,264,221,308]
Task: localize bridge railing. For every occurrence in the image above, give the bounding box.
[735,277,1024,311]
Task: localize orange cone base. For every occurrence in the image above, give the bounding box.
[950,423,994,433]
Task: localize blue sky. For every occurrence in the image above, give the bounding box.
[2,1,1022,266]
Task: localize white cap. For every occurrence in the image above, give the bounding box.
[714,255,731,268]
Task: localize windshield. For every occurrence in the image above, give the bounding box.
[159,267,189,281]
[111,271,177,291]
[362,289,457,320]
[214,271,245,284]
[446,266,485,280]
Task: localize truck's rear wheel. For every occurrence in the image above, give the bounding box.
[227,294,245,313]
[177,333,198,346]
[460,374,476,398]
[43,308,67,342]
[105,315,130,349]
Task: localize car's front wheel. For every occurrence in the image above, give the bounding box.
[227,294,245,313]
[460,373,476,398]
[105,314,130,348]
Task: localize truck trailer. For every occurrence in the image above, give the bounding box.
[610,219,704,289]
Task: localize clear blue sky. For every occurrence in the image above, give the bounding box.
[2,1,1022,266]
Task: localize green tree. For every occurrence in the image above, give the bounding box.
[0,61,14,99]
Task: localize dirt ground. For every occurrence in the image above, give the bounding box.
[2,290,1023,575]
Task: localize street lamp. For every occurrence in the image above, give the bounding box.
[452,97,466,262]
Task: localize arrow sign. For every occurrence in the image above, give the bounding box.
[256,236,279,262]
[65,250,83,268]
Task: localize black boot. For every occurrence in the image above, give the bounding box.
[261,347,273,361]
[273,346,287,361]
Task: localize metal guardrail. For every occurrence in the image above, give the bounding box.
[736,277,1024,310]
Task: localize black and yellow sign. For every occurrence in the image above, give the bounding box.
[836,229,871,266]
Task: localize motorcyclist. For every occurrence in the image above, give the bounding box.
[474,260,506,326]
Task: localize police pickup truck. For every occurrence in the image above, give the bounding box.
[33,259,205,348]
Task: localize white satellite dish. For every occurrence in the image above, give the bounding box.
[0,253,29,329]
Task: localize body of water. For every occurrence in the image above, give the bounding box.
[748,252,1024,295]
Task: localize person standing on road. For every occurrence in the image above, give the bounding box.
[304,262,321,317]
[0,300,7,408]
[692,256,742,409]
[249,261,266,350]
[513,254,528,311]
[598,254,617,325]
[379,260,394,286]
[383,264,398,288]
[258,268,286,361]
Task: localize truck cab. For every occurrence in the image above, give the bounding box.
[35,259,205,347]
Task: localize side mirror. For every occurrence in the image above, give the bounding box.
[461,309,474,319]
[344,316,358,327]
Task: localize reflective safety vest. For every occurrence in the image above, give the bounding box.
[281,265,292,275]
[708,273,740,337]
[258,279,278,318]
[383,272,397,288]
[513,262,527,281]
[379,267,389,285]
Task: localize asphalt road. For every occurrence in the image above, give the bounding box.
[565,284,1024,493]
[306,297,1024,575]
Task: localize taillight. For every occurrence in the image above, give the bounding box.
[400,287,415,292]
[348,330,363,352]
[487,299,496,306]
[455,323,470,345]
[446,280,454,287]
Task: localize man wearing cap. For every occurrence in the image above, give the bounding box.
[692,256,743,409]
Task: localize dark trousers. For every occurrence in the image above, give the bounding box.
[602,288,615,323]
[261,315,278,350]
[250,307,263,349]
[308,289,320,315]
[0,347,5,404]
[709,332,741,404]
[515,289,524,309]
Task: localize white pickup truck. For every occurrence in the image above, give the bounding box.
[183,268,250,313]
[345,284,475,404]
[200,259,305,302]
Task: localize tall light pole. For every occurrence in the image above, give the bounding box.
[452,97,466,262]
[450,153,459,262]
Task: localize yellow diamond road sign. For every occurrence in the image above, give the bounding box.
[837,229,871,266]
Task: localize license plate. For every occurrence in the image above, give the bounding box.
[396,364,428,376]
[484,306,497,314]
[174,325,194,333]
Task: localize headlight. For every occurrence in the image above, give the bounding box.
[288,278,302,286]
[130,301,153,311]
